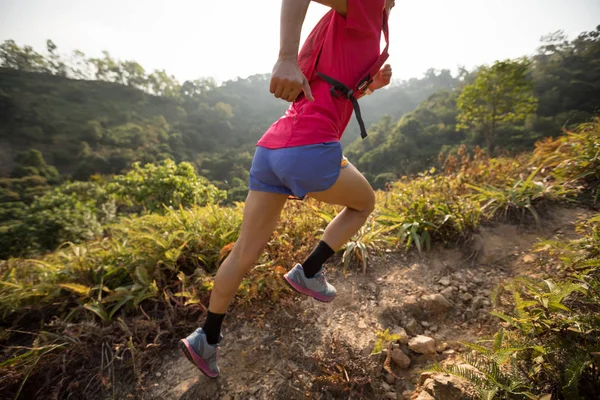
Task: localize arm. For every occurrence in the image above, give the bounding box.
[269,0,313,102]
[270,0,348,102]
[312,0,348,16]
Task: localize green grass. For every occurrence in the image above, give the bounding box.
[1,120,599,399]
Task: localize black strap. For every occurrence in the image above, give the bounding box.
[314,11,389,140]
[317,72,368,139]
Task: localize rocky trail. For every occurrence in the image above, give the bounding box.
[137,207,591,400]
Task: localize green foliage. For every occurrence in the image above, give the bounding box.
[108,159,226,213]
[533,118,600,202]
[433,215,600,399]
[0,204,243,318]
[371,328,408,355]
[457,59,539,154]
[378,171,482,252]
[0,181,116,258]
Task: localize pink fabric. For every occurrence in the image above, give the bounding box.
[257,0,386,149]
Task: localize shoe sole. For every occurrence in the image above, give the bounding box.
[283,273,336,303]
[178,339,218,379]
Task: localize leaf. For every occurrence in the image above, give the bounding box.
[58,283,92,296]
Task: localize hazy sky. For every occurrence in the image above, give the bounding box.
[0,0,598,84]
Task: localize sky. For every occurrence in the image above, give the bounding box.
[0,0,598,84]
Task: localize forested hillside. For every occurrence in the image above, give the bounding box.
[346,28,600,184]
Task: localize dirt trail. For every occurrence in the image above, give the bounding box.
[141,206,592,400]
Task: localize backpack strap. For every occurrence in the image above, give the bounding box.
[316,10,390,139]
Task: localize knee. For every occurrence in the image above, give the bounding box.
[353,189,375,216]
[228,240,264,271]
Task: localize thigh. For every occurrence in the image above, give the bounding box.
[307,162,375,212]
[235,190,288,254]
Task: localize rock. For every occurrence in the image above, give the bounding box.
[438,277,451,286]
[381,382,392,392]
[405,317,423,336]
[435,342,448,352]
[391,327,410,344]
[170,377,200,399]
[430,325,438,332]
[384,373,396,385]
[416,391,435,400]
[384,392,397,400]
[420,321,430,327]
[420,294,453,315]
[391,348,411,369]
[482,299,491,307]
[422,373,472,400]
[523,254,534,263]
[471,296,483,310]
[440,286,454,300]
[401,390,413,400]
[358,320,368,329]
[419,372,435,385]
[155,372,162,377]
[459,284,468,292]
[460,292,473,302]
[408,335,437,355]
[222,396,232,400]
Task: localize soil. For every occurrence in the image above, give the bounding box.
[131,206,592,400]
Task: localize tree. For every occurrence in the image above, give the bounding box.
[457,59,538,154]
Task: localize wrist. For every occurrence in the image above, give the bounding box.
[277,52,297,62]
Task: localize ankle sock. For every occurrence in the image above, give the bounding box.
[202,311,225,345]
[302,240,335,278]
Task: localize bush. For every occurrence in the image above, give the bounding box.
[108,159,226,213]
[432,215,600,399]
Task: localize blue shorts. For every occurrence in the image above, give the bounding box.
[248,142,349,199]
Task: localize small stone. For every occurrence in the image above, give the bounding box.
[384,373,396,384]
[460,292,473,302]
[222,396,232,400]
[420,293,453,315]
[391,327,410,344]
[420,321,430,327]
[384,392,397,400]
[430,325,438,332]
[440,286,454,300]
[438,277,451,286]
[155,372,162,377]
[358,320,368,329]
[472,296,483,310]
[483,299,491,306]
[443,349,455,356]
[405,317,423,336]
[435,342,448,352]
[408,335,436,355]
[401,390,413,400]
[381,382,392,392]
[459,285,468,292]
[416,391,435,400]
[424,329,431,335]
[523,254,534,263]
[391,348,411,369]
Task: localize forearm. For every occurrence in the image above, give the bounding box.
[279,0,311,60]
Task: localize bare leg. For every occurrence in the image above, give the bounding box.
[208,190,288,314]
[307,163,375,250]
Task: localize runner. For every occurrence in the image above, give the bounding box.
[180,0,395,378]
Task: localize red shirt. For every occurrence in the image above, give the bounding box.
[257,0,386,149]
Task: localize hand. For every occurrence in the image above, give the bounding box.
[369,64,392,91]
[270,57,314,102]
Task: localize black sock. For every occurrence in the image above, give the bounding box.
[202,311,225,345]
[302,240,335,278]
